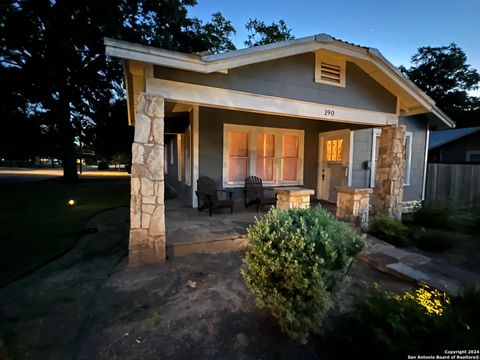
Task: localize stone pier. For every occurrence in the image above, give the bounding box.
[129,94,166,264]
[371,125,406,220]
[274,187,315,210]
[336,186,373,230]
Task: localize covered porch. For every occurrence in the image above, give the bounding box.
[165,193,336,258]
[128,93,406,264]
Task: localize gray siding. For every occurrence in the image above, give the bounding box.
[351,115,428,202]
[198,106,363,200]
[351,128,373,188]
[401,116,428,202]
[154,54,397,113]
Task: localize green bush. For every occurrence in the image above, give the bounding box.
[328,286,480,360]
[413,205,457,230]
[412,228,455,252]
[368,214,409,247]
[241,207,366,342]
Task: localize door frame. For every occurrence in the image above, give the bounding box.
[317,129,354,201]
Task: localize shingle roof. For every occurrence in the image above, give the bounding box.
[429,127,480,150]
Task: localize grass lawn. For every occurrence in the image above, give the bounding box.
[0,177,129,285]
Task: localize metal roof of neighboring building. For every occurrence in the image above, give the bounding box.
[429,126,480,150]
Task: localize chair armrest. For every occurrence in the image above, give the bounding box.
[263,188,276,194]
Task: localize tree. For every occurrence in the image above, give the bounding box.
[400,44,480,119]
[0,0,236,182]
[244,18,294,47]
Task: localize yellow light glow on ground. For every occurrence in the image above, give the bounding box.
[67,199,76,206]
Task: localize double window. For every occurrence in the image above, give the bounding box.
[224,124,304,187]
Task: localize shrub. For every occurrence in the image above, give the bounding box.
[241,207,366,342]
[328,285,480,360]
[413,205,457,230]
[368,214,409,247]
[412,228,455,252]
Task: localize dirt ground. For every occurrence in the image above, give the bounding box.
[0,208,413,360]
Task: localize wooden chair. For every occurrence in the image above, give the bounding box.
[196,176,234,216]
[244,176,276,213]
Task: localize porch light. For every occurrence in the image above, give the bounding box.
[67,199,76,206]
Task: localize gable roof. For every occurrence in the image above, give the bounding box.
[104,33,454,128]
[429,126,480,150]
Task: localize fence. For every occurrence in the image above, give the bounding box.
[426,163,480,208]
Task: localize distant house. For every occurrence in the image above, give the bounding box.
[429,127,480,163]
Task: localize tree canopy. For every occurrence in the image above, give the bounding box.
[400,44,480,122]
[244,18,294,47]
[1,2,296,180]
[0,0,236,181]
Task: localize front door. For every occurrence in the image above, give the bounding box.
[318,129,351,202]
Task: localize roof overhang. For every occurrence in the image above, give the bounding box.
[104,34,454,128]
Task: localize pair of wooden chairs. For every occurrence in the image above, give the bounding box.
[195,176,275,216]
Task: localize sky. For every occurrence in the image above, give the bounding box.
[189,0,480,95]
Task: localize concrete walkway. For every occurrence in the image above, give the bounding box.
[358,236,480,296]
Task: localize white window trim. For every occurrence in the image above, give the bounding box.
[314,52,346,88]
[370,128,412,187]
[222,123,304,188]
[370,128,382,187]
[466,150,480,162]
[404,132,413,186]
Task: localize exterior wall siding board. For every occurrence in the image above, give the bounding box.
[154,53,397,113]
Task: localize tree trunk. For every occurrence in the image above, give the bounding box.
[57,96,78,183]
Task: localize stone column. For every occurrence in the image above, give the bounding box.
[336,186,373,230]
[129,93,166,265]
[371,125,406,220]
[274,187,315,210]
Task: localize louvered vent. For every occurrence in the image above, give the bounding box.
[320,62,341,84]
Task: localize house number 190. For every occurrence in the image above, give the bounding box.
[324,109,335,117]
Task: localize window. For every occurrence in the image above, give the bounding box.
[256,133,275,181]
[404,133,413,186]
[281,135,299,181]
[371,129,412,187]
[466,150,480,162]
[223,124,304,187]
[315,52,346,87]
[325,139,343,162]
[227,131,249,183]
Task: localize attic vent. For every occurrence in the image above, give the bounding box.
[315,52,346,87]
[320,62,341,84]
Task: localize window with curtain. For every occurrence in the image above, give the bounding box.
[224,124,304,187]
[281,134,299,181]
[256,133,275,182]
[227,131,249,183]
[326,139,343,162]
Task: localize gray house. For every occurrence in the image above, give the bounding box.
[105,34,453,263]
[429,127,480,163]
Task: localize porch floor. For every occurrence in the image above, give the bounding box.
[165,197,336,257]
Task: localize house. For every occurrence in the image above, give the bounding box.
[429,127,480,163]
[104,34,454,264]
